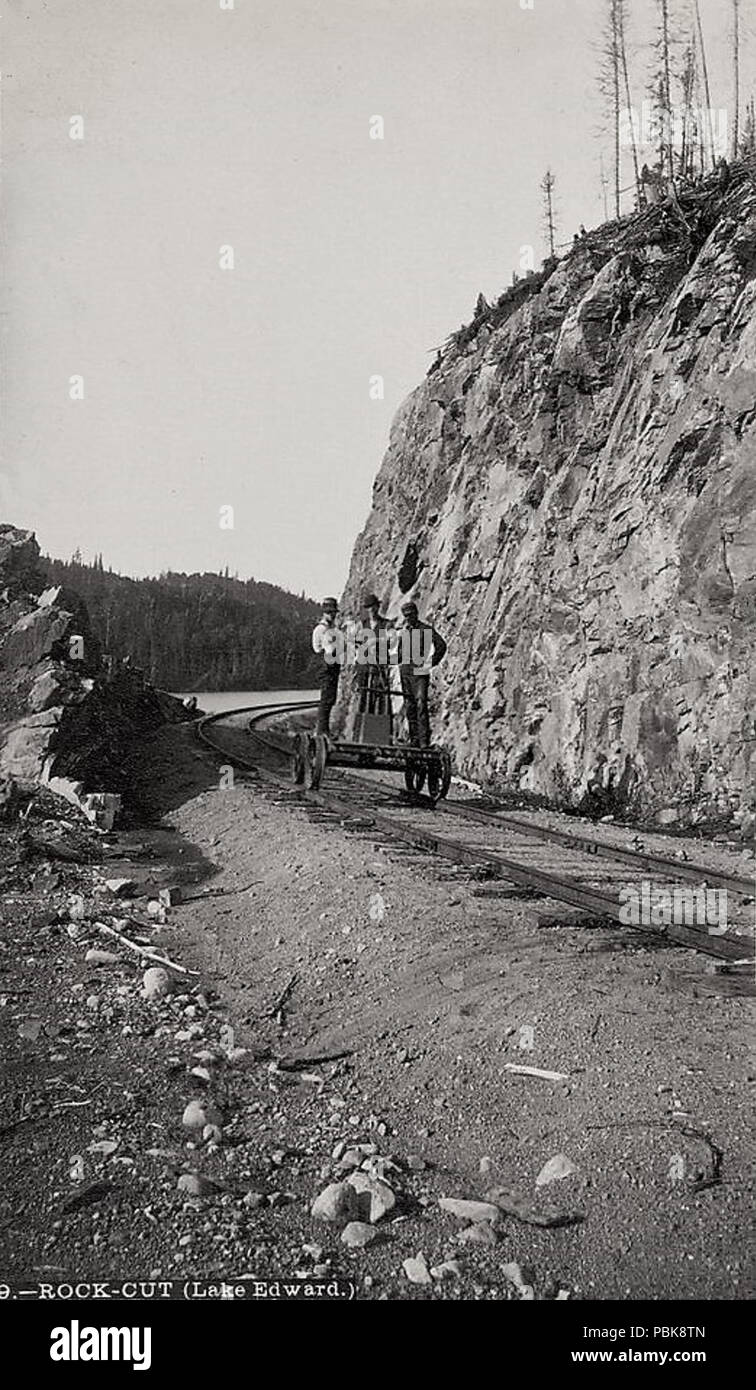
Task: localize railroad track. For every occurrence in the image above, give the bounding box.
[197,701,755,969]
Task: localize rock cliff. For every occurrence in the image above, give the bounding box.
[342,167,756,831]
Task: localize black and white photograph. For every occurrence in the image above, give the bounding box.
[0,0,754,1355]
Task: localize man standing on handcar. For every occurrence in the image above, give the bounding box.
[398,599,447,747]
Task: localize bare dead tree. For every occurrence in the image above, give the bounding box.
[598,0,623,218]
[650,0,675,182]
[732,0,742,158]
[541,169,557,255]
[617,0,641,206]
[678,36,699,179]
[693,0,716,170]
[600,154,610,221]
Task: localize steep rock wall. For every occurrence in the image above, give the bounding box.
[342,173,756,830]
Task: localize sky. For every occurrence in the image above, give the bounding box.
[0,0,746,599]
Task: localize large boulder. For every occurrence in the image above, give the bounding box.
[0,526,43,598]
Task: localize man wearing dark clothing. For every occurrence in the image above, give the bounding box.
[311,597,341,735]
[398,600,447,747]
[356,592,391,716]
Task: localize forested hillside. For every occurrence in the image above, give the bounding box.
[40,555,321,691]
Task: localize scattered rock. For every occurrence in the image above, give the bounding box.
[502,1261,535,1299]
[84,949,119,966]
[341,1221,378,1248]
[142,967,172,1001]
[403,1253,432,1285]
[456,1223,498,1246]
[346,1171,396,1223]
[310,1181,360,1226]
[18,1018,44,1041]
[105,879,137,897]
[177,1173,216,1198]
[438,1196,500,1223]
[536,1154,579,1187]
[182,1099,223,1132]
[431,1260,461,1281]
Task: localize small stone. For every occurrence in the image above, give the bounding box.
[202,1124,223,1144]
[190,1067,212,1083]
[243,1192,267,1210]
[182,1099,222,1132]
[346,1172,396,1224]
[142,967,172,1001]
[431,1260,461,1281]
[105,879,137,898]
[341,1221,378,1248]
[403,1253,432,1285]
[310,1181,360,1225]
[86,995,100,1010]
[18,1018,44,1041]
[535,1154,579,1188]
[456,1223,498,1246]
[84,949,119,966]
[333,1147,364,1175]
[177,1173,216,1197]
[502,1261,535,1299]
[438,1197,500,1223]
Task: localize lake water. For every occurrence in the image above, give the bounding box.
[173,689,318,715]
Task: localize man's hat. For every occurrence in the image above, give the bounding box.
[401,600,418,615]
[322,597,339,613]
[362,592,380,609]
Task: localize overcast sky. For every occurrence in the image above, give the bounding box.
[0,0,743,599]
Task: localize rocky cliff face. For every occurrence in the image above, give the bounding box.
[343,169,756,831]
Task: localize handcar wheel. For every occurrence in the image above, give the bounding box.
[427,763,442,804]
[291,732,305,785]
[305,733,328,790]
[404,764,426,795]
[438,749,452,800]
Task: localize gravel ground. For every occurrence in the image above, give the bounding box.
[1,722,754,1301]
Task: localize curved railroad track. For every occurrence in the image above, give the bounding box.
[197,701,755,970]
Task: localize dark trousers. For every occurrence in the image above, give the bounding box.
[317,664,340,734]
[400,670,431,746]
[356,663,390,715]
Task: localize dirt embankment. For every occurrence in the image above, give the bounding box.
[1,721,753,1301]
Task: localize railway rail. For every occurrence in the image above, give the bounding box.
[197,700,755,969]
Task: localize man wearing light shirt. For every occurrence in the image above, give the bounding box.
[311,597,342,735]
